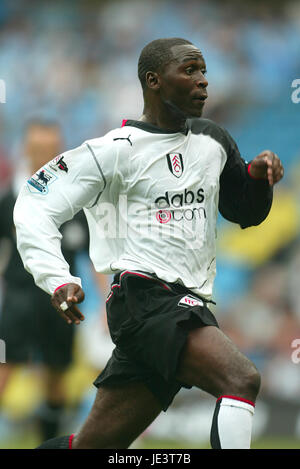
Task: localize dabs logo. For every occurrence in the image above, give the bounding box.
[291,79,300,104]
[0,79,6,103]
[27,168,57,194]
[155,187,206,223]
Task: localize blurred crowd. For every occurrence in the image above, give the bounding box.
[0,0,299,151]
[0,0,300,446]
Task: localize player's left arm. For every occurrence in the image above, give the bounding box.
[218,129,284,228]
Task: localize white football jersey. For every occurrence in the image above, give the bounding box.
[14,118,273,300]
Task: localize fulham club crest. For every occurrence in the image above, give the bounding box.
[166,153,184,178]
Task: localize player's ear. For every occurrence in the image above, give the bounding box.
[145,71,161,90]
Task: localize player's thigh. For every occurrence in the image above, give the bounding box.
[176,325,260,399]
[73,381,162,449]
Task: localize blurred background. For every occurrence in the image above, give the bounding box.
[0,0,300,449]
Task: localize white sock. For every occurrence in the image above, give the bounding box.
[210,395,255,449]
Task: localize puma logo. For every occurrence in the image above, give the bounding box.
[113,134,132,146]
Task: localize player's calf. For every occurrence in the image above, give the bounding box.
[209,361,260,449]
[176,326,261,448]
[210,394,255,449]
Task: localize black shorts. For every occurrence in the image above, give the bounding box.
[0,284,74,369]
[94,270,219,411]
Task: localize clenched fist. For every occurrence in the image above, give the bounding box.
[249,150,284,186]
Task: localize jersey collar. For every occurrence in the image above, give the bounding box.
[122,119,188,135]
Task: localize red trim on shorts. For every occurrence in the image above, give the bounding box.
[217,395,255,407]
[54,283,69,294]
[106,284,120,303]
[69,433,75,449]
[106,270,172,303]
[121,119,128,127]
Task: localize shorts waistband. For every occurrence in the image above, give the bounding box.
[113,270,215,305]
[113,270,172,292]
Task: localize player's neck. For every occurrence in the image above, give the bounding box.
[141,101,187,133]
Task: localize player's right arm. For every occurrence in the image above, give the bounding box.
[13,140,112,323]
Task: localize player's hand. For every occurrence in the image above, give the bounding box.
[249,150,284,186]
[51,283,85,325]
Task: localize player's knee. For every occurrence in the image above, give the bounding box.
[230,364,261,401]
[246,365,261,399]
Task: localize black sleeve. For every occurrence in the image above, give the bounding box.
[218,127,273,229]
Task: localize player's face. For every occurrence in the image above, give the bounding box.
[159,44,208,118]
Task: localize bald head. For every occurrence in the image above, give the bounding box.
[138,37,193,91]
